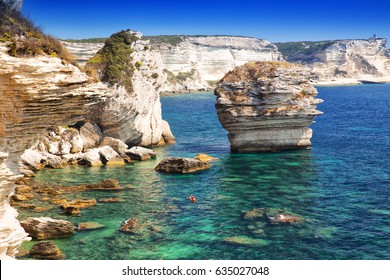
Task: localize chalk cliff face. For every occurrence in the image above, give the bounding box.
[149,36,284,93]
[86,31,174,146]
[215,61,322,152]
[62,42,104,66]
[0,43,107,258]
[278,39,390,84]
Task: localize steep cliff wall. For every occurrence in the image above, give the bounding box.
[277,38,390,84]
[148,36,284,93]
[85,30,174,146]
[0,43,108,259]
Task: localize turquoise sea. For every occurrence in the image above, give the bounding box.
[19,84,390,260]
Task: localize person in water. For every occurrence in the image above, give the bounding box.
[188,195,196,203]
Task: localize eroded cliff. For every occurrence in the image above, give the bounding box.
[215,61,322,152]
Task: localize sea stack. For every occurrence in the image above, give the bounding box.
[215,61,323,152]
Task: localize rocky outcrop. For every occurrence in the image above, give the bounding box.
[148,36,283,93]
[20,217,74,240]
[86,30,175,146]
[215,61,323,152]
[155,157,211,173]
[127,146,157,161]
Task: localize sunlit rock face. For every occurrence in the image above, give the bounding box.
[149,36,284,93]
[215,61,323,153]
[0,43,107,259]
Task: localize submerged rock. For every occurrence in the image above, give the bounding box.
[215,61,323,152]
[244,208,303,224]
[120,218,141,234]
[83,179,121,191]
[98,197,125,203]
[20,217,74,240]
[155,157,211,173]
[60,199,97,209]
[127,146,157,161]
[223,236,269,247]
[29,241,64,260]
[77,222,106,231]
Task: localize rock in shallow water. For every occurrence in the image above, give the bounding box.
[155,157,210,173]
[29,241,64,260]
[215,61,323,152]
[223,236,269,247]
[127,146,157,161]
[20,217,74,240]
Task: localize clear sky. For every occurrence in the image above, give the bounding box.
[21,0,390,43]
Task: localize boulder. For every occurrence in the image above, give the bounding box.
[79,148,103,167]
[43,153,64,169]
[98,146,125,165]
[215,61,323,152]
[70,134,84,153]
[20,217,74,240]
[80,122,104,151]
[127,146,157,161]
[20,149,46,171]
[99,137,128,154]
[63,206,80,215]
[61,152,84,165]
[29,241,64,260]
[155,157,210,173]
[194,153,219,163]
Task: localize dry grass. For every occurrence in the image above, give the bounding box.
[0,2,74,63]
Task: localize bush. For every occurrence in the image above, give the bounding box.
[0,2,74,63]
[85,30,139,92]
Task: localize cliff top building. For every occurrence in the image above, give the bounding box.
[1,0,23,12]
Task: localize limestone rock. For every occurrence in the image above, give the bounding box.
[98,146,125,166]
[20,149,46,171]
[20,217,74,240]
[98,198,125,203]
[79,148,103,167]
[194,153,218,163]
[120,217,140,234]
[127,146,157,161]
[77,222,105,231]
[80,123,104,151]
[161,120,175,144]
[61,199,97,209]
[29,241,64,260]
[99,137,128,154]
[223,236,269,247]
[215,61,323,152]
[155,157,210,173]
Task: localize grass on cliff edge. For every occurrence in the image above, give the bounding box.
[0,2,74,63]
[85,30,139,92]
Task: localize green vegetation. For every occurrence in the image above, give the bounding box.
[275,40,339,60]
[0,2,74,63]
[164,69,195,83]
[85,30,139,92]
[62,38,108,43]
[144,35,185,46]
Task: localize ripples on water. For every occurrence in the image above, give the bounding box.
[21,85,390,259]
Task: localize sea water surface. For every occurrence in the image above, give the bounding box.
[20,84,390,260]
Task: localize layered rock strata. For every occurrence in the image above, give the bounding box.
[215,61,323,152]
[86,31,175,146]
[149,36,284,93]
[0,43,107,259]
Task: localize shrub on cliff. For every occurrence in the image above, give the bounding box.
[0,2,73,63]
[85,30,139,92]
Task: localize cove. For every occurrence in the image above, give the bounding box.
[18,85,390,260]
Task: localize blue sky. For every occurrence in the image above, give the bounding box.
[22,0,390,42]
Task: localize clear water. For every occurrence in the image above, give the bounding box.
[20,85,390,260]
